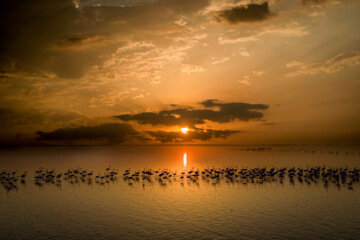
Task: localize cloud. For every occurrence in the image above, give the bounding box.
[0,0,210,78]
[132,94,145,100]
[99,31,208,86]
[215,2,273,24]
[146,128,240,143]
[239,76,251,86]
[0,0,95,78]
[286,51,360,77]
[212,57,230,65]
[0,107,93,131]
[239,70,264,85]
[302,0,342,9]
[0,106,99,145]
[36,123,144,144]
[174,19,188,27]
[302,0,328,6]
[181,64,205,74]
[34,120,241,144]
[253,70,264,76]
[0,108,12,118]
[218,21,308,44]
[114,99,268,127]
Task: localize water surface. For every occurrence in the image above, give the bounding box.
[1,145,360,240]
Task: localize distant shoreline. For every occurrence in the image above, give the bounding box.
[1,143,360,148]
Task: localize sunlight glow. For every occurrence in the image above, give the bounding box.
[181,127,189,134]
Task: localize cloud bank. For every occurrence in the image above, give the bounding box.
[36,123,143,144]
[146,129,240,143]
[32,99,268,144]
[115,99,269,127]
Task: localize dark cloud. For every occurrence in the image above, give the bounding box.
[0,0,209,78]
[0,108,12,118]
[36,123,144,144]
[83,0,209,24]
[115,99,269,127]
[0,106,94,130]
[0,106,96,144]
[0,107,36,127]
[146,129,240,143]
[215,2,273,24]
[34,121,239,144]
[0,0,86,77]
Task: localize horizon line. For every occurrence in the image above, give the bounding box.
[1,143,360,148]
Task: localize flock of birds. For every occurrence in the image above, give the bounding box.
[230,147,360,156]
[1,166,359,192]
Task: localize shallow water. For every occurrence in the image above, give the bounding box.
[1,145,360,240]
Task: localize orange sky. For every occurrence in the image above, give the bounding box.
[0,0,359,145]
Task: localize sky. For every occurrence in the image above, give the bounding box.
[0,0,359,145]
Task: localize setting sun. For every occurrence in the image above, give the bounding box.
[181,127,189,134]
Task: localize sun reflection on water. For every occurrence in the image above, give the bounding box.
[183,152,187,168]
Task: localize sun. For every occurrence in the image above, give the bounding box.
[181,127,189,134]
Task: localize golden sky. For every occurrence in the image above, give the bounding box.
[0,0,359,145]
